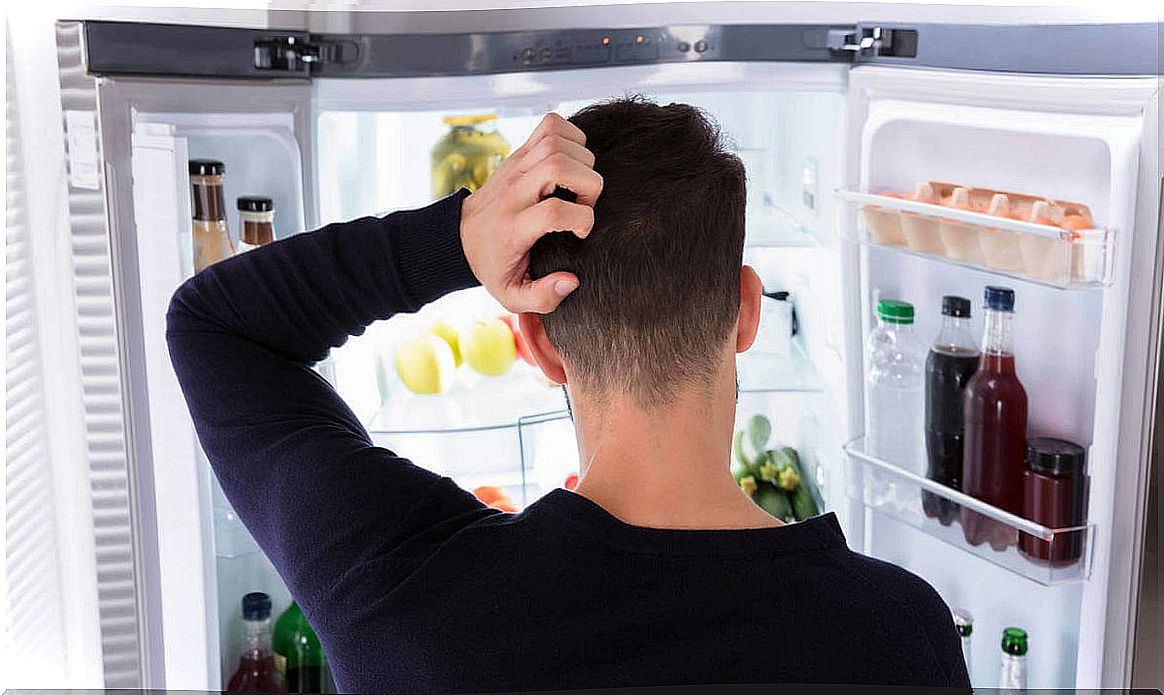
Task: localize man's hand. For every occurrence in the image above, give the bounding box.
[460,112,602,314]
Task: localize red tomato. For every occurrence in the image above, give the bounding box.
[497,314,534,365]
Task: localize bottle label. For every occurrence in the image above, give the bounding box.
[274,652,287,677]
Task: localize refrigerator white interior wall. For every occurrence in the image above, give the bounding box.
[314,62,851,516]
[846,66,1155,688]
[129,109,307,688]
[129,126,215,689]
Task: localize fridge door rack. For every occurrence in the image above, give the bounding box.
[837,189,1114,289]
[842,436,1094,586]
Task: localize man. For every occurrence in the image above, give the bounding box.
[168,100,969,692]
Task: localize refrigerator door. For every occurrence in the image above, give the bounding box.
[92,72,313,688]
[839,65,1160,687]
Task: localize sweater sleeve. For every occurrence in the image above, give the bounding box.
[166,190,489,606]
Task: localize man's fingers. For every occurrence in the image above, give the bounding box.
[510,271,579,314]
[516,197,595,244]
[521,153,604,207]
[511,113,586,162]
[518,134,595,173]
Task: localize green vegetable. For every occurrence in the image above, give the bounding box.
[739,475,758,496]
[776,465,800,492]
[791,481,819,521]
[731,431,752,482]
[753,484,794,522]
[747,415,772,459]
[758,460,778,482]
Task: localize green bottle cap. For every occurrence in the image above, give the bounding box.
[876,299,915,325]
[1001,627,1028,656]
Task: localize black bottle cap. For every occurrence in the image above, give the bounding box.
[189,159,225,176]
[237,196,274,212]
[242,591,271,620]
[984,286,1015,312]
[1026,437,1086,478]
[941,295,971,318]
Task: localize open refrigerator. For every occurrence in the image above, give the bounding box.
[54,7,1160,691]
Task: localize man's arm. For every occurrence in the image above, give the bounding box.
[165,113,601,609]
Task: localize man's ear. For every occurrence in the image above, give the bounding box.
[736,265,763,354]
[519,312,568,385]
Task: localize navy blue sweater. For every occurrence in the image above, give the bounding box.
[166,191,970,693]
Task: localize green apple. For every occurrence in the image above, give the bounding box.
[460,318,517,377]
[428,319,463,367]
[394,333,456,394]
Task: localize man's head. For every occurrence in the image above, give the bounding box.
[523,98,761,407]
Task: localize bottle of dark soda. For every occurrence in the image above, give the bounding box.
[924,295,979,525]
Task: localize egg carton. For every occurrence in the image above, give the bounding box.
[850,182,1110,288]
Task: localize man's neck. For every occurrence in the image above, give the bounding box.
[568,365,781,531]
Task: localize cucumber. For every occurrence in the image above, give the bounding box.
[747,415,772,459]
[753,484,794,522]
[791,480,820,521]
[731,431,752,483]
[773,446,824,520]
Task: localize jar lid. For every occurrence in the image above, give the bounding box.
[1026,437,1086,477]
[876,299,914,324]
[237,196,274,212]
[984,285,1015,312]
[241,591,271,620]
[941,295,971,318]
[189,159,224,176]
[443,114,498,126]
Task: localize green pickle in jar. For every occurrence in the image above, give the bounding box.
[431,115,510,199]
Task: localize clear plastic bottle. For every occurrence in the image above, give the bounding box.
[865,298,925,516]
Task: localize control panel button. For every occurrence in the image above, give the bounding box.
[676,41,690,52]
[693,39,709,53]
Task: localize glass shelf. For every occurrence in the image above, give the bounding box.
[843,436,1093,586]
[745,206,817,248]
[738,338,823,393]
[369,363,567,435]
[838,189,1113,289]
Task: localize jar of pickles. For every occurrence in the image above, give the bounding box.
[431,115,510,199]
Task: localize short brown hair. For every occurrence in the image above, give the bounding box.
[529,98,747,406]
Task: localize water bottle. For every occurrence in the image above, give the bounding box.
[865,298,925,516]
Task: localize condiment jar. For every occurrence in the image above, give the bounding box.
[1020,437,1087,566]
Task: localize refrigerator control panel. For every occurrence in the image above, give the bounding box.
[511,27,721,70]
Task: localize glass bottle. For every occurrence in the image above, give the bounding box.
[953,608,973,680]
[274,601,329,693]
[998,627,1029,690]
[865,298,925,515]
[190,159,236,272]
[962,286,1028,550]
[924,295,979,525]
[227,592,286,692]
[237,196,276,253]
[431,115,510,199]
